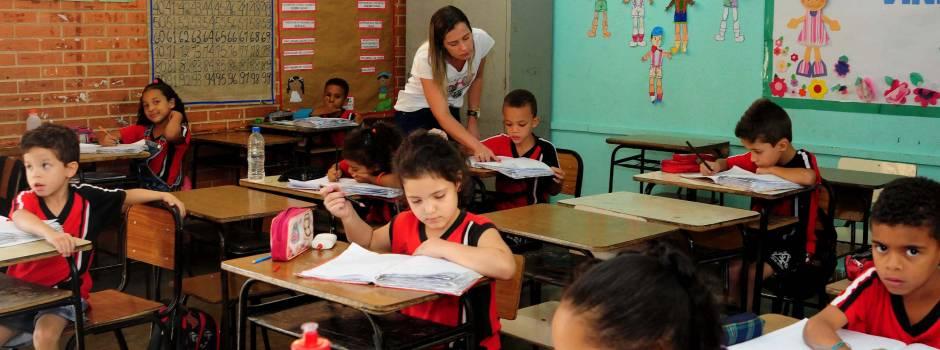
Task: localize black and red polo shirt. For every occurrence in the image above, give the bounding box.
[6,184,126,299]
[120,123,190,189]
[832,267,940,347]
[481,134,560,211]
[388,210,501,350]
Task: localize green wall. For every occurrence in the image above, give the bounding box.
[550,0,940,196]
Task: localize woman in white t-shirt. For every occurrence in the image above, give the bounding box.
[394,5,497,161]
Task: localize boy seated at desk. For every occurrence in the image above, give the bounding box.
[481,89,565,211]
[804,177,940,349]
[0,124,185,350]
[699,98,832,307]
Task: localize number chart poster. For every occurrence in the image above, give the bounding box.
[150,0,276,104]
[763,0,939,118]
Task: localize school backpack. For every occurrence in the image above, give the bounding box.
[151,306,219,350]
[270,207,315,261]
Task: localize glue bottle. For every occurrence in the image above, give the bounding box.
[291,322,331,350]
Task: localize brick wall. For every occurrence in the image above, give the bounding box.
[0,0,407,186]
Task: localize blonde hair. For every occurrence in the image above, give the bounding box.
[427,6,475,99]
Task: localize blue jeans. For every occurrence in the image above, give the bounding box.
[394,107,461,137]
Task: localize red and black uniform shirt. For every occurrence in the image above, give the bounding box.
[726,149,822,260]
[388,210,501,350]
[6,184,126,299]
[337,160,394,225]
[832,267,940,347]
[328,109,356,147]
[481,134,560,211]
[120,123,190,190]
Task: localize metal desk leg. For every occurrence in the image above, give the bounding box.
[637,149,647,193]
[66,256,85,350]
[608,145,626,193]
[750,205,771,313]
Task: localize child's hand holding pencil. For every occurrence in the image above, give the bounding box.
[98,126,120,146]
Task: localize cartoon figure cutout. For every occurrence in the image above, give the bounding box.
[588,0,612,38]
[715,0,744,42]
[287,76,304,103]
[375,71,393,112]
[665,0,693,54]
[788,0,840,77]
[641,26,672,104]
[625,0,653,47]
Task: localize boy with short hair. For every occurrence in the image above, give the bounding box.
[804,177,940,348]
[701,98,825,306]
[482,89,565,211]
[0,124,186,349]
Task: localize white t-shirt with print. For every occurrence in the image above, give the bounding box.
[394,28,495,113]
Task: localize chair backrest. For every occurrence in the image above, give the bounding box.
[837,157,917,177]
[125,203,183,271]
[495,255,525,320]
[0,156,27,215]
[556,149,583,198]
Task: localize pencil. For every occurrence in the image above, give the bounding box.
[685,141,714,172]
[98,126,115,141]
[345,196,366,208]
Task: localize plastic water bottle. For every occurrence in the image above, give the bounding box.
[291,323,330,350]
[25,109,42,131]
[247,126,265,180]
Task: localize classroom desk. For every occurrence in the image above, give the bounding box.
[633,171,813,314]
[252,121,358,161]
[469,167,497,178]
[223,242,478,350]
[759,313,800,334]
[820,167,906,247]
[173,186,315,345]
[79,151,150,163]
[239,175,323,201]
[0,239,92,350]
[190,131,301,188]
[607,134,729,192]
[485,204,678,257]
[559,191,759,233]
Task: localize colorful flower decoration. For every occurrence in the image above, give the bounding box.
[799,86,807,97]
[883,78,911,105]
[790,74,799,87]
[913,87,939,107]
[855,77,876,102]
[807,79,828,99]
[774,47,782,56]
[790,53,799,62]
[834,56,850,77]
[776,59,789,73]
[831,84,849,96]
[770,75,787,97]
[774,37,783,47]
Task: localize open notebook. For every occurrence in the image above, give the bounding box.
[284,117,358,129]
[0,217,64,248]
[298,243,484,296]
[680,166,803,194]
[287,176,402,199]
[469,156,554,179]
[80,139,148,154]
[729,319,937,350]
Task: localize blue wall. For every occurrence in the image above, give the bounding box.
[550,0,940,197]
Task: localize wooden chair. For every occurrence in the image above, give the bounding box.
[0,156,27,216]
[556,149,583,197]
[834,157,916,247]
[64,203,186,350]
[247,255,525,350]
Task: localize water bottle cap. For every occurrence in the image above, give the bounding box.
[251,126,261,133]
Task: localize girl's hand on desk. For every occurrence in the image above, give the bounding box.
[100,134,119,146]
[45,231,77,256]
[161,193,187,218]
[414,237,448,259]
[320,185,353,220]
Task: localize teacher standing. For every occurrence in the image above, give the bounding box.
[394,6,497,162]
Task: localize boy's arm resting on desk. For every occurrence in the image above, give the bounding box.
[803,305,851,350]
[11,209,76,255]
[414,228,515,280]
[124,189,187,217]
[373,172,401,189]
[757,166,817,186]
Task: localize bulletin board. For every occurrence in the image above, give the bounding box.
[763,0,940,118]
[149,0,276,104]
[278,0,396,116]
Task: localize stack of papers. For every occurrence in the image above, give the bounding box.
[0,217,64,248]
[299,243,483,296]
[293,117,358,129]
[680,166,804,194]
[469,156,555,180]
[95,140,147,154]
[79,143,100,154]
[288,176,402,199]
[729,318,937,350]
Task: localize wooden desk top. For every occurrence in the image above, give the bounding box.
[485,204,677,252]
[759,313,800,334]
[0,274,74,314]
[253,122,357,135]
[0,238,92,268]
[820,167,905,190]
[173,185,315,223]
[239,176,323,201]
[559,192,759,232]
[469,167,497,178]
[606,134,729,153]
[80,151,150,163]
[192,131,301,148]
[221,242,439,315]
[633,171,813,200]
